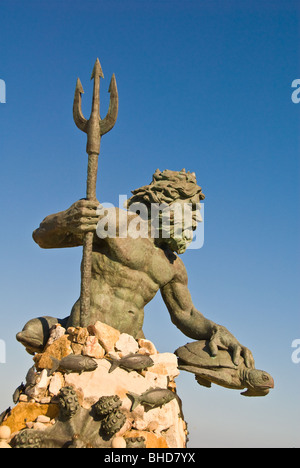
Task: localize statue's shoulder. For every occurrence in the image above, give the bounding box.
[173,255,188,284]
[160,249,188,285]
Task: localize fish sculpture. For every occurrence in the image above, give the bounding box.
[127,387,177,411]
[12,383,25,404]
[107,353,154,373]
[25,365,37,388]
[49,354,98,375]
[0,407,11,425]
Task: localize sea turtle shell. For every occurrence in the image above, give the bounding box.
[175,340,243,370]
[175,340,274,396]
[175,340,244,390]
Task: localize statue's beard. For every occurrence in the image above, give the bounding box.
[158,222,194,254]
[126,199,201,254]
[163,236,191,254]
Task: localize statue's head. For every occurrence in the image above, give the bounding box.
[127,169,205,254]
[241,369,274,397]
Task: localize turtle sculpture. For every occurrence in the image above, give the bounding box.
[175,340,274,397]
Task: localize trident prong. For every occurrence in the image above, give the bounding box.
[73,58,118,327]
[73,78,88,133]
[100,74,118,135]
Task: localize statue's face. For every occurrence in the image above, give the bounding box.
[127,194,203,254]
[158,201,202,254]
[248,369,274,391]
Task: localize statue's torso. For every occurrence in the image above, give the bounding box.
[68,234,182,337]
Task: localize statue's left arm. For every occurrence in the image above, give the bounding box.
[32,200,101,249]
[160,264,254,368]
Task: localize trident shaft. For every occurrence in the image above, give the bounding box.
[73,58,118,327]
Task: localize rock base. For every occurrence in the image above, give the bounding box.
[0,322,188,448]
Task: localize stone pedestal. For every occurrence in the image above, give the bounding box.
[0,322,188,448]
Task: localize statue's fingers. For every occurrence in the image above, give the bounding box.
[242,348,255,368]
[208,339,219,357]
[87,215,103,223]
[96,204,105,215]
[79,217,100,226]
[78,222,98,233]
[80,207,101,218]
[232,344,242,366]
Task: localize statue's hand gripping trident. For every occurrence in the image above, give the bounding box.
[73,58,118,327]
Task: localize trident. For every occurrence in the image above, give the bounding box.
[73,58,118,327]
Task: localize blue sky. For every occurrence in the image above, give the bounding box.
[0,0,299,447]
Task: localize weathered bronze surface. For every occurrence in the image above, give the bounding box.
[3,58,276,451]
[94,395,122,416]
[126,436,146,448]
[73,58,118,328]
[127,387,177,411]
[175,340,274,397]
[16,59,275,400]
[107,353,154,373]
[101,409,126,439]
[16,316,68,354]
[29,167,254,370]
[49,354,98,375]
[10,390,125,448]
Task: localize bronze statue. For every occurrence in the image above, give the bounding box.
[2,58,275,451]
[17,59,255,372]
[16,167,254,370]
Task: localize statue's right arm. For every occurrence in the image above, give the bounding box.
[160,258,255,368]
[32,200,100,249]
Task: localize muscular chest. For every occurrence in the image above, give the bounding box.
[92,237,176,288]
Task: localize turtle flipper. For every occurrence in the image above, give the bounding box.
[195,367,236,390]
[178,364,204,374]
[241,388,270,397]
[195,375,212,388]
